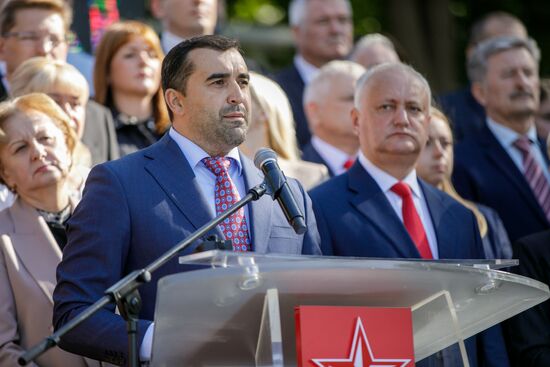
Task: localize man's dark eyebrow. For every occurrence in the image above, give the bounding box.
[206,73,230,82]
[238,73,250,81]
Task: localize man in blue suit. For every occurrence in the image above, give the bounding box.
[310,63,509,366]
[53,35,321,366]
[275,0,353,148]
[453,36,550,243]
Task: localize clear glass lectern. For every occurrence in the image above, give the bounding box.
[150,251,549,367]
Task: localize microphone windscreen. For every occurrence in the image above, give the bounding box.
[254,148,277,169]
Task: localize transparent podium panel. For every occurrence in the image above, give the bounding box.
[150,251,548,367]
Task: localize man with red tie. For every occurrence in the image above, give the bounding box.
[301,60,365,177]
[309,62,510,366]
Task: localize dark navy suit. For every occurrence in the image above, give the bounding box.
[53,134,321,365]
[275,63,310,148]
[504,230,550,367]
[301,142,335,177]
[453,125,550,243]
[437,86,486,142]
[309,162,509,367]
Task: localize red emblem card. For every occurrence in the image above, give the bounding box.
[295,306,415,367]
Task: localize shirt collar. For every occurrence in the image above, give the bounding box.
[168,127,243,175]
[357,151,422,198]
[311,136,355,170]
[161,30,185,54]
[293,55,320,84]
[486,117,538,147]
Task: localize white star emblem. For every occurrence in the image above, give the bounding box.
[311,317,412,367]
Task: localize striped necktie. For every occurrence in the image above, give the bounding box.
[513,137,550,222]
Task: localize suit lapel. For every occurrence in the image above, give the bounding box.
[302,143,335,176]
[143,135,224,238]
[8,199,61,303]
[347,164,419,258]
[481,127,548,223]
[420,181,455,259]
[241,153,272,253]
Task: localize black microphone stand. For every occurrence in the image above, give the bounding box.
[19,183,268,367]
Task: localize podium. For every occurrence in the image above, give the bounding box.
[150,251,549,366]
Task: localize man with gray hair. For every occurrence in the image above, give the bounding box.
[349,33,400,69]
[310,61,510,367]
[438,11,528,141]
[301,60,365,176]
[453,36,550,243]
[275,0,353,149]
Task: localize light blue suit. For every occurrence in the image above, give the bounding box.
[53,134,321,365]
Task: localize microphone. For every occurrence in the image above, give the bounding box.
[254,148,307,234]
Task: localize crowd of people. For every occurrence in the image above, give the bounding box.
[0,0,548,366]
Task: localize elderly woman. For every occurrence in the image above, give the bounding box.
[416,107,512,259]
[0,94,98,366]
[94,20,169,157]
[240,72,329,190]
[10,57,92,168]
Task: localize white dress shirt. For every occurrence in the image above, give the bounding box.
[486,117,550,181]
[293,54,320,85]
[357,152,439,259]
[160,30,185,54]
[311,136,355,176]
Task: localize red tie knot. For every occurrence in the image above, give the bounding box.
[343,157,355,170]
[391,182,412,199]
[202,156,233,176]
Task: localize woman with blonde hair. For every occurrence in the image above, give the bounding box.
[416,107,512,259]
[94,20,169,156]
[240,72,329,189]
[0,93,98,367]
[10,57,93,168]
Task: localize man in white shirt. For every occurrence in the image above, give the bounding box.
[301,60,365,176]
[453,36,550,243]
[309,61,509,367]
[275,0,353,148]
[150,0,217,53]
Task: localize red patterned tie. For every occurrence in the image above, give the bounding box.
[202,157,251,251]
[513,137,550,222]
[391,182,433,259]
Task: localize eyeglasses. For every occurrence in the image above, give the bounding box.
[2,31,74,49]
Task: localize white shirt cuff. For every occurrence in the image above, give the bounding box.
[139,322,154,361]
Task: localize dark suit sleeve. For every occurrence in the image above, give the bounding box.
[504,235,550,367]
[53,164,150,366]
[310,198,334,256]
[477,324,510,367]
